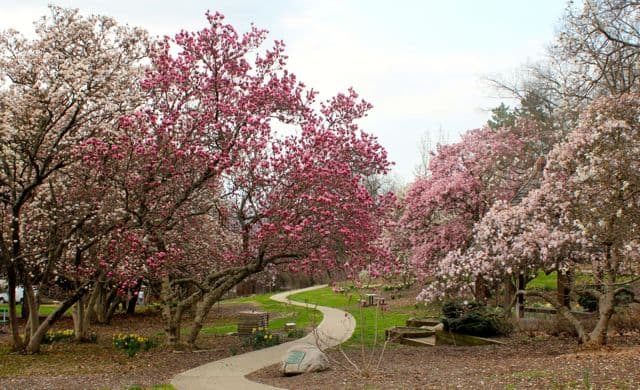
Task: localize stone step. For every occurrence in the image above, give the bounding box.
[385,326,435,342]
[435,331,506,346]
[402,336,436,347]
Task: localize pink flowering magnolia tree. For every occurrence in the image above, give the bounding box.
[379,195,414,285]
[84,12,392,347]
[400,126,532,294]
[424,94,640,346]
[420,187,587,303]
[183,89,394,345]
[0,7,147,353]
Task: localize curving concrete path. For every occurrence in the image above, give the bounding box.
[171,284,356,390]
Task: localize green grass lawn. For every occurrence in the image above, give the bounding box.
[288,286,438,347]
[525,270,609,291]
[195,291,321,335]
[526,271,558,290]
[0,304,70,316]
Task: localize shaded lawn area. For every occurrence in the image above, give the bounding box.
[0,291,321,340]
[526,270,635,291]
[0,304,71,316]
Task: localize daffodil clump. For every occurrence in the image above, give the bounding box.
[42,329,75,344]
[244,326,280,349]
[112,333,156,357]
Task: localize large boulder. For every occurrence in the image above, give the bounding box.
[280,343,329,376]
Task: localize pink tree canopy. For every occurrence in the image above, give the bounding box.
[400,126,530,281]
[81,12,394,346]
[421,94,640,346]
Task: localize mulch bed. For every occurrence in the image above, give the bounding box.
[0,303,257,389]
[248,335,640,389]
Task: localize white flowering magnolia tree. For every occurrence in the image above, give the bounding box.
[0,7,147,353]
[422,94,640,347]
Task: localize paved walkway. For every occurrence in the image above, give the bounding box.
[171,285,356,390]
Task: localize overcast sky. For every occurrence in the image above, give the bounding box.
[1,1,567,182]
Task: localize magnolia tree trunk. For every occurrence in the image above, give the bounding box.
[91,283,120,325]
[516,274,526,318]
[474,276,489,304]
[159,265,260,349]
[71,286,102,342]
[578,250,620,348]
[187,270,252,347]
[125,280,143,315]
[22,282,41,347]
[501,277,517,314]
[586,289,616,347]
[23,285,90,353]
[161,278,181,346]
[519,283,618,348]
[126,294,138,315]
[21,301,29,320]
[187,294,222,347]
[160,276,202,349]
[5,268,24,351]
[557,269,572,309]
[72,297,89,342]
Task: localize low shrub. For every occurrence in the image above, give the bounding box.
[578,287,635,312]
[441,300,512,337]
[112,333,157,357]
[286,328,305,339]
[615,287,635,306]
[577,292,598,312]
